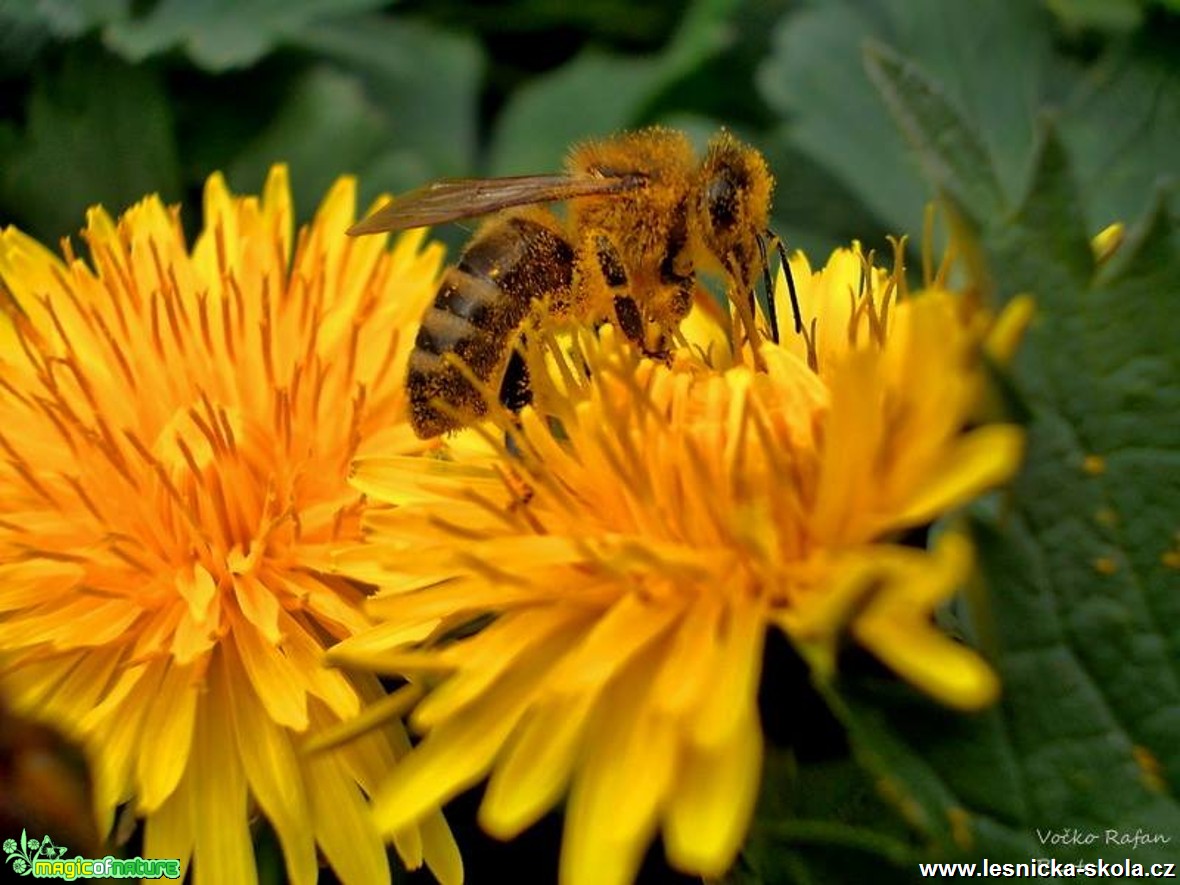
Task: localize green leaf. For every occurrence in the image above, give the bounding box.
[489,51,663,174]
[862,41,1006,226]
[0,48,181,242]
[488,0,741,174]
[757,0,1180,253]
[794,48,1180,881]
[103,0,388,71]
[0,2,53,75]
[760,131,892,264]
[223,65,388,216]
[757,3,928,255]
[1057,35,1180,231]
[732,749,924,884]
[289,15,484,184]
[759,0,1056,245]
[984,121,1094,304]
[25,0,129,38]
[1044,0,1145,34]
[762,1,1180,253]
[213,14,482,223]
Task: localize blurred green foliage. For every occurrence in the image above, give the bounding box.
[1,1,1177,883]
[1,0,1175,259]
[736,39,1179,882]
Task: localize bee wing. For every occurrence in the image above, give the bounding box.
[347,173,646,236]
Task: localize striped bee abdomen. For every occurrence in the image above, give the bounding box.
[407,212,574,437]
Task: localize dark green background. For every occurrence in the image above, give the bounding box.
[5,0,1173,262]
[1,1,1177,883]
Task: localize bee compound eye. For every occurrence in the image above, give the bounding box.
[704,173,740,233]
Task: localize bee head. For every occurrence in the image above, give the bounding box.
[694,133,774,287]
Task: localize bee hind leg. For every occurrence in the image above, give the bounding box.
[498,345,533,413]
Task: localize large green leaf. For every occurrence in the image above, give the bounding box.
[757,2,927,251]
[21,0,129,38]
[759,43,1180,881]
[0,2,54,75]
[732,746,928,884]
[736,39,1178,885]
[758,0,1179,251]
[1056,35,1180,232]
[103,0,388,70]
[0,48,180,242]
[487,0,740,174]
[760,0,1047,246]
[1045,0,1145,34]
[289,15,484,187]
[223,65,388,215]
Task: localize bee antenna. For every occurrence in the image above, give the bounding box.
[754,233,780,344]
[766,228,803,335]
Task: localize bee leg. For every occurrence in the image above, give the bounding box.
[498,344,533,413]
[612,294,646,348]
[722,253,761,353]
[766,228,803,335]
[497,336,533,458]
[754,232,780,344]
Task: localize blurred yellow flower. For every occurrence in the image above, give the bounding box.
[0,168,461,885]
[329,243,1024,885]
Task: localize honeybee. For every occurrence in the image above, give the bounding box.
[348,127,801,438]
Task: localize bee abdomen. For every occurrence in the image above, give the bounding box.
[407,213,574,438]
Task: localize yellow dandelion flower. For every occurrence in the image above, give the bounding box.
[330,245,1024,885]
[0,167,462,885]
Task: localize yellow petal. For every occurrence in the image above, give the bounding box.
[0,559,84,611]
[479,692,594,838]
[307,751,391,885]
[10,646,119,728]
[261,164,293,263]
[302,685,422,756]
[137,663,199,812]
[690,596,765,748]
[810,349,882,542]
[192,172,239,283]
[325,619,443,672]
[372,624,577,835]
[892,424,1024,529]
[984,294,1035,366]
[561,649,676,885]
[651,594,721,718]
[350,455,502,505]
[231,621,308,730]
[224,644,317,885]
[419,808,464,885]
[191,672,257,885]
[280,615,361,721]
[175,563,218,624]
[86,666,157,823]
[664,708,762,875]
[232,572,281,644]
[862,621,1000,710]
[0,225,70,328]
[545,593,683,698]
[853,532,999,710]
[143,779,193,880]
[1092,222,1124,265]
[0,597,142,649]
[416,607,587,729]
